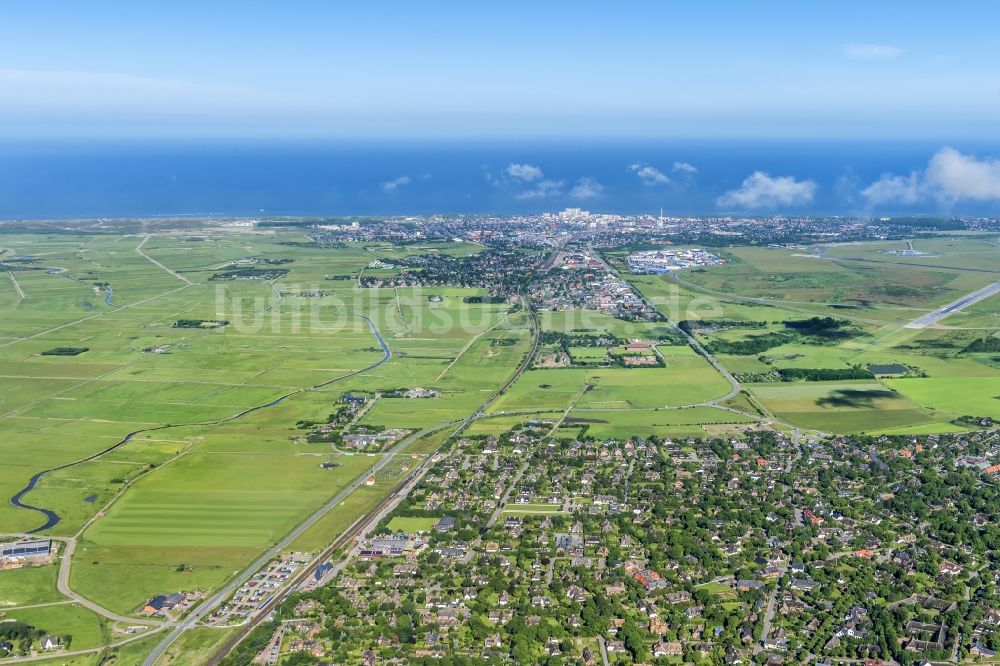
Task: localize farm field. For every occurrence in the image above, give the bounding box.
[678,242,999,312]
[566,407,754,439]
[623,235,1000,434]
[0,563,62,607]
[885,376,1000,420]
[71,450,375,614]
[745,381,939,433]
[3,226,1000,663]
[0,227,533,639]
[3,603,110,650]
[491,344,729,414]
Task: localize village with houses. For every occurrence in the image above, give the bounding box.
[233,423,1000,665]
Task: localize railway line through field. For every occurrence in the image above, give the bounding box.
[198,298,539,665]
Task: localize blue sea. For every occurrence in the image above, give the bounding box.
[0,139,997,219]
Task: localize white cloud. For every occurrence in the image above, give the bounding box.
[926,147,1000,201]
[672,161,698,174]
[628,163,670,186]
[861,172,922,205]
[861,147,1000,206]
[516,179,564,200]
[570,177,604,200]
[842,43,906,60]
[505,163,544,182]
[717,172,816,209]
[381,175,411,191]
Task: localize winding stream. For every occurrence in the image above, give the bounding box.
[9,315,392,533]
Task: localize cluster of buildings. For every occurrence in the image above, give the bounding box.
[626,248,724,274]
[249,419,1000,664]
[138,591,198,619]
[207,553,310,625]
[530,269,661,321]
[293,211,1000,259]
[342,427,411,452]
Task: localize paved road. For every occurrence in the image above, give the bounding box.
[903,280,1000,328]
[597,635,611,666]
[156,303,539,664]
[136,235,193,285]
[202,419,465,666]
[141,317,392,666]
[755,434,803,655]
[0,629,164,665]
[204,299,540,664]
[8,271,25,301]
[589,245,741,405]
[143,417,418,665]
[57,537,166,627]
[671,324,741,404]
[755,565,786,656]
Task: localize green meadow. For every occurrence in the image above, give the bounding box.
[0,228,533,623]
[2,227,998,654]
[623,235,1000,434]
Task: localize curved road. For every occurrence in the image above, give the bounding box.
[200,299,540,666]
[587,245,741,405]
[56,536,168,627]
[140,314,396,665]
[9,315,391,533]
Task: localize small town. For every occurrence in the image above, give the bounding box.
[239,425,1000,665]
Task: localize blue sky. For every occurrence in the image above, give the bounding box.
[2,1,999,139]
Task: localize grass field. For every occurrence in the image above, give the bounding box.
[0,229,534,629]
[3,228,999,660]
[621,235,1000,433]
[151,626,238,666]
[385,516,440,532]
[567,407,754,439]
[0,563,63,608]
[746,381,939,432]
[4,602,110,650]
[492,345,730,413]
[885,376,1000,419]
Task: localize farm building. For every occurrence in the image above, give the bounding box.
[0,539,51,561]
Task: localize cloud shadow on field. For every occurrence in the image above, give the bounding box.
[816,388,897,409]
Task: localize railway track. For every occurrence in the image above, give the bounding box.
[202,467,418,666]
[204,298,539,665]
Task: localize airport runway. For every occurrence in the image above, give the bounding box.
[904,281,1000,329]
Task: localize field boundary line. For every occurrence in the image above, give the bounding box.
[0,599,75,611]
[435,310,513,381]
[201,296,540,666]
[0,324,229,420]
[9,316,388,533]
[135,235,193,285]
[0,284,192,350]
[8,271,25,302]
